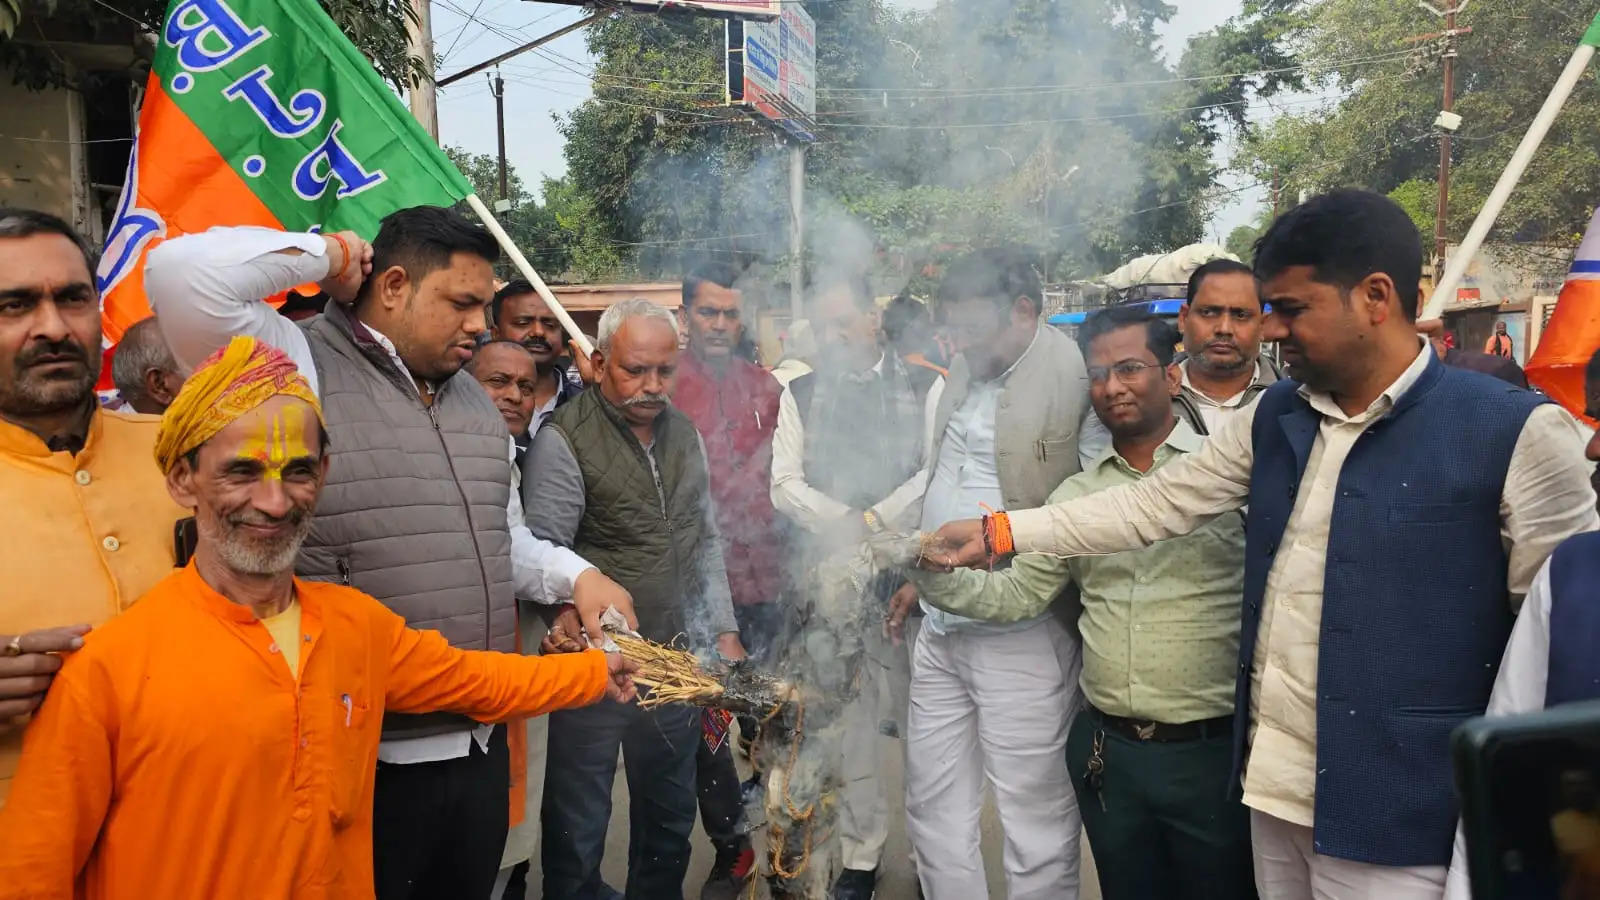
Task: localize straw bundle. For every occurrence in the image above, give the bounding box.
[608,633,726,709]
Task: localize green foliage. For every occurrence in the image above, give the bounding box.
[2,0,422,90]
[554,0,1288,286]
[1385,178,1436,243]
[1235,0,1600,248]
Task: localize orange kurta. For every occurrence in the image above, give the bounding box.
[0,409,187,803]
[0,565,609,900]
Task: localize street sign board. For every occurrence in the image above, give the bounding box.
[725,2,816,142]
[527,0,778,20]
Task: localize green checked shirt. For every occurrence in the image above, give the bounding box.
[910,418,1245,724]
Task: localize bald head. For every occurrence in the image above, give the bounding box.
[112,317,182,414]
[469,339,539,435]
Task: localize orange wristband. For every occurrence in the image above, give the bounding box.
[328,232,351,279]
[991,511,1014,557]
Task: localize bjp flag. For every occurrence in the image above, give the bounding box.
[93,0,474,389]
[1527,207,1600,426]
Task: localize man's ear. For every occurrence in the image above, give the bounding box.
[1359,272,1399,325]
[165,457,200,510]
[146,368,178,407]
[1165,362,1183,397]
[1011,294,1040,326]
[371,265,412,313]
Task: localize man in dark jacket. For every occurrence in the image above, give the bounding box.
[492,279,584,431]
[526,298,747,900]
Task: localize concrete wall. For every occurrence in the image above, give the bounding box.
[0,78,91,236]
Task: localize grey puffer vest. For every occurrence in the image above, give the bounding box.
[298,303,516,740]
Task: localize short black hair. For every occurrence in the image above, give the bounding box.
[882,293,929,344]
[936,248,1043,317]
[809,270,876,312]
[1078,305,1180,367]
[1587,347,1600,389]
[360,206,498,303]
[1253,189,1423,320]
[492,279,534,324]
[1185,258,1256,305]
[0,207,97,275]
[683,261,740,308]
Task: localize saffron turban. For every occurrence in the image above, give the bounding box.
[154,336,323,473]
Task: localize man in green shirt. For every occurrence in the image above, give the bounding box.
[904,305,1256,900]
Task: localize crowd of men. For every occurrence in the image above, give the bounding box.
[0,186,1597,900]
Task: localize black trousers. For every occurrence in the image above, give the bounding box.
[696,726,746,849]
[373,725,509,900]
[1065,710,1257,900]
[541,701,699,900]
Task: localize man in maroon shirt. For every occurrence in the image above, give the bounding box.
[672,262,784,900]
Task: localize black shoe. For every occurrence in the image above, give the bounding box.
[700,839,755,900]
[831,867,877,900]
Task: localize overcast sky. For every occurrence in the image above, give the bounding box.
[431,0,1260,250]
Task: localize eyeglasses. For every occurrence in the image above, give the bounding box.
[1087,360,1162,384]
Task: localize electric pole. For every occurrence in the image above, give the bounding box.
[491,71,508,204]
[1409,1,1472,273]
[406,0,438,139]
[789,142,805,323]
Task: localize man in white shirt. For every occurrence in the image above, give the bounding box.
[770,272,929,900]
[144,210,635,899]
[929,190,1599,900]
[1175,258,1278,435]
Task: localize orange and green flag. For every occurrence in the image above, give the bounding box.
[96,0,472,383]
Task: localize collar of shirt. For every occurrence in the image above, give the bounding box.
[358,319,434,399]
[0,401,98,458]
[1179,357,1261,409]
[1297,336,1432,425]
[987,325,1041,385]
[1090,416,1203,474]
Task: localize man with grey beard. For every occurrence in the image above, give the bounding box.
[525,298,746,900]
[0,335,634,895]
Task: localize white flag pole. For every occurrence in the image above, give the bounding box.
[464,193,594,357]
[1419,20,1600,320]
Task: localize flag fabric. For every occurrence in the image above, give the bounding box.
[95,0,473,386]
[1527,206,1600,426]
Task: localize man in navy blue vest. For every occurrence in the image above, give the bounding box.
[927,189,1599,899]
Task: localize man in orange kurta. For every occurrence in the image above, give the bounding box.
[0,209,188,803]
[0,337,636,899]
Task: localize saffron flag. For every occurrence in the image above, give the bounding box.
[95,0,473,387]
[1527,207,1600,426]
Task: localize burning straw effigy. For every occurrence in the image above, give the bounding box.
[604,531,935,899]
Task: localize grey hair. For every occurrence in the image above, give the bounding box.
[111,317,179,402]
[597,298,678,352]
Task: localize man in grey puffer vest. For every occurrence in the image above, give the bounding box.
[524,298,746,900]
[146,207,636,899]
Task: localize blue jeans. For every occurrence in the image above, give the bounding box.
[541,701,699,900]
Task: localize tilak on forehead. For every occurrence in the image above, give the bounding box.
[154,336,323,474]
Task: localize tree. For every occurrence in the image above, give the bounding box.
[3,0,422,91]
[1235,0,1600,248]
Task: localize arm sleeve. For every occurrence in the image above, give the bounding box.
[1007,400,1256,556]
[0,666,115,889]
[770,384,855,531]
[693,435,739,640]
[522,427,588,548]
[382,607,610,719]
[144,227,326,390]
[507,482,595,605]
[1499,404,1600,606]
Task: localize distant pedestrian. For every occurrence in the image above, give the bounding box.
[1485,320,1514,358]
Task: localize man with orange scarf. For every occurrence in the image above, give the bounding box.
[0,337,637,900]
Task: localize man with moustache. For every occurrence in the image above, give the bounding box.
[525,298,746,900]
[0,208,189,807]
[492,279,583,430]
[0,336,634,899]
[905,306,1255,900]
[146,210,635,898]
[1175,258,1278,434]
[671,262,782,899]
[929,190,1598,899]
